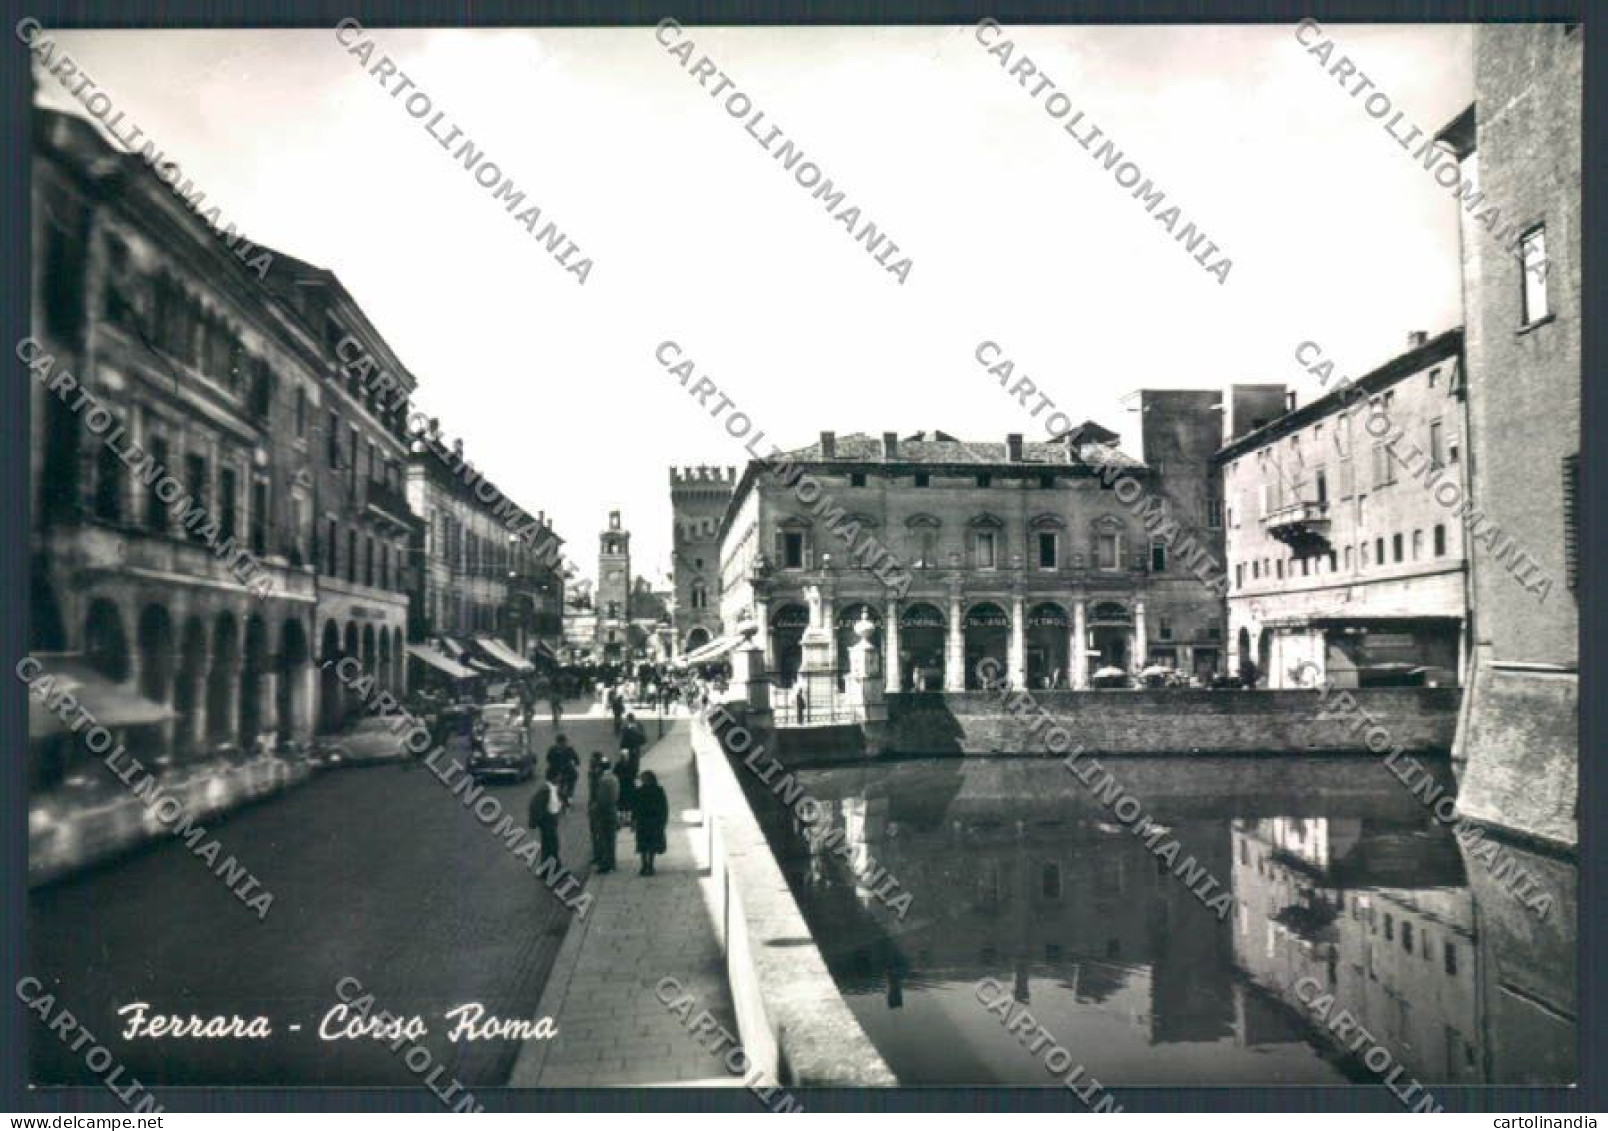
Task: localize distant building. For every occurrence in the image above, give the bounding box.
[405,427,564,677]
[595,510,631,662]
[714,406,1227,692]
[1437,24,1580,849]
[1216,330,1469,689]
[669,465,735,655]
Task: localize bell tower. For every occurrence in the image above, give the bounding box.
[595,510,632,661]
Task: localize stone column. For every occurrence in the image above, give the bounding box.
[1133,600,1147,670]
[297,661,317,742]
[944,584,965,692]
[1071,600,1088,689]
[1008,591,1026,689]
[215,658,242,750]
[884,598,901,694]
[259,669,279,752]
[753,595,771,668]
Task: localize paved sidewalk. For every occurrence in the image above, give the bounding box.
[509,720,740,1087]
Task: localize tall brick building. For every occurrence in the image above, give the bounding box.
[595,510,632,662]
[1437,25,1580,850]
[669,465,734,656]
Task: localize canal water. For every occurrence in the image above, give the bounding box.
[757,756,1577,1087]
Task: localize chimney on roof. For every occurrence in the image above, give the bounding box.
[820,431,836,458]
[1286,391,1298,412]
[1006,433,1023,462]
[882,431,898,460]
[1407,330,1428,348]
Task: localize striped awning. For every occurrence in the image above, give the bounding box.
[475,636,535,674]
[407,644,476,680]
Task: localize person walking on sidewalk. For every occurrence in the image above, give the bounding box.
[546,733,580,808]
[631,770,669,876]
[589,756,620,873]
[527,770,564,868]
[620,713,646,764]
[609,688,626,734]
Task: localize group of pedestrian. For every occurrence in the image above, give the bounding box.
[525,710,669,878]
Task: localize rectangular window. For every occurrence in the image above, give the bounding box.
[1236,563,1245,588]
[850,473,866,487]
[913,473,930,488]
[348,426,360,497]
[325,519,338,576]
[146,437,169,530]
[1434,524,1448,557]
[218,467,238,542]
[1252,561,1260,580]
[1315,467,1328,503]
[1393,533,1404,563]
[1150,541,1167,572]
[976,530,997,568]
[782,531,805,569]
[1276,560,1284,580]
[1444,941,1458,976]
[1207,497,1223,529]
[1098,533,1118,570]
[250,479,268,556]
[365,536,375,587]
[1159,617,1173,641]
[1521,226,1549,323]
[1413,530,1424,560]
[1429,420,1445,469]
[185,454,207,542]
[1327,550,1338,572]
[295,388,307,438]
[1037,532,1057,569]
[327,411,341,469]
[976,474,991,488]
[1344,546,1353,570]
[1376,537,1385,566]
[347,529,357,583]
[1402,921,1414,952]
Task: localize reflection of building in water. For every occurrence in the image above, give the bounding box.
[1232,817,1496,1084]
[790,789,1237,1046]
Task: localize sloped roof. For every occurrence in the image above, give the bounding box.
[773,431,1145,470]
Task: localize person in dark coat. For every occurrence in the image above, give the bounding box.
[620,713,646,762]
[614,748,639,827]
[546,733,579,807]
[609,689,625,733]
[527,770,563,867]
[590,756,620,873]
[631,770,669,876]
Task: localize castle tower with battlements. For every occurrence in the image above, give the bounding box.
[669,465,736,656]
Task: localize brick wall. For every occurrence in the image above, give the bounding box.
[880,688,1459,758]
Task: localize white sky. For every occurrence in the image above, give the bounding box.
[34,22,1474,584]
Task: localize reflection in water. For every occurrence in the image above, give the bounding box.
[758,757,1576,1087]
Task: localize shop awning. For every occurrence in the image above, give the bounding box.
[474,636,535,674]
[27,660,176,740]
[678,626,758,667]
[406,644,477,680]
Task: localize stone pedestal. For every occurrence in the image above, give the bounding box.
[1071,600,1089,690]
[732,645,770,712]
[844,610,887,751]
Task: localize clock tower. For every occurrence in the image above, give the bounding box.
[595,509,632,662]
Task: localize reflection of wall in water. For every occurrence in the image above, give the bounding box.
[1230,819,1482,1083]
[795,794,1235,1042]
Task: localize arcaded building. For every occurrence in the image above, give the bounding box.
[1217,330,1470,689]
[715,397,1227,692]
[29,109,320,775]
[1437,24,1580,850]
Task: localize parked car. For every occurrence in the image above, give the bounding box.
[312,717,411,768]
[468,727,535,782]
[480,702,524,730]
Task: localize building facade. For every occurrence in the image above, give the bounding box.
[669,465,734,655]
[1438,25,1581,848]
[261,254,416,732]
[1217,331,1470,690]
[716,410,1227,694]
[405,429,564,667]
[29,109,319,780]
[595,510,632,662]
